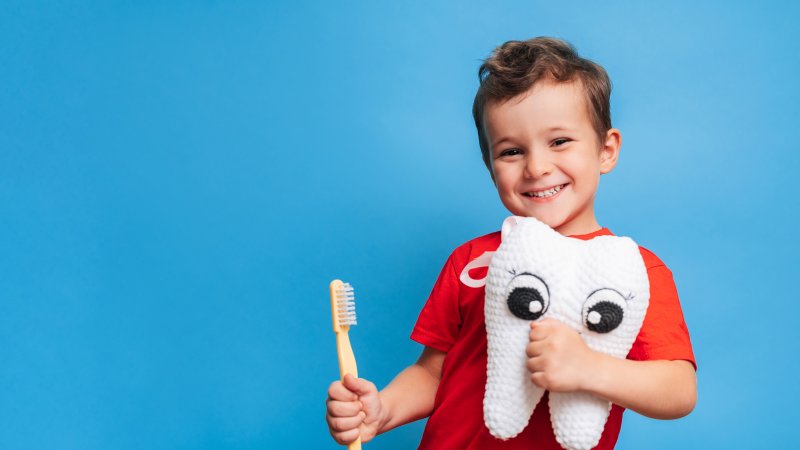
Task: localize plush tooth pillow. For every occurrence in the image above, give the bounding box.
[484,216,650,450]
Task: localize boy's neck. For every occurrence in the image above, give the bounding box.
[552,213,603,237]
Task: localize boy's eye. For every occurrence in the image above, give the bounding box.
[499,148,521,157]
[552,138,571,147]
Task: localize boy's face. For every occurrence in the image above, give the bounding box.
[483,80,620,236]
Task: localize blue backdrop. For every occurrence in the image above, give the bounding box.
[2,1,798,448]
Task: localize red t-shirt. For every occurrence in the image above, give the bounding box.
[411,228,696,450]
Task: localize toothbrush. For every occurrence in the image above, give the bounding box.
[329,279,362,450]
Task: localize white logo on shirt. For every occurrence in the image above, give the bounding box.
[458,251,495,288]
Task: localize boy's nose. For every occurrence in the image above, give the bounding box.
[524,152,553,179]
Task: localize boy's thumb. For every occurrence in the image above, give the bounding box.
[342,373,372,395]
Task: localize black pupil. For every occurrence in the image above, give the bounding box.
[586,301,624,333]
[507,287,546,320]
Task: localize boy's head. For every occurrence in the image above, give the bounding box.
[473,37,621,235]
[473,37,613,171]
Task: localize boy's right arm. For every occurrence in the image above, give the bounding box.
[326,346,445,445]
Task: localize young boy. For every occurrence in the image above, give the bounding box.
[326,37,696,449]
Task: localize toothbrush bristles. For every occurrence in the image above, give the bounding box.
[336,282,357,326]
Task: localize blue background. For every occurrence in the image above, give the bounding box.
[2,1,798,448]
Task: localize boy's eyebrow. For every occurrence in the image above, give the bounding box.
[543,126,575,133]
[491,127,576,149]
[491,137,513,149]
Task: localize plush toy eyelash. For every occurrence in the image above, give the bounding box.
[505,278,635,302]
[586,287,626,299]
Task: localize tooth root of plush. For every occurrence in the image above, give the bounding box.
[549,392,611,450]
[484,369,544,439]
[484,324,544,439]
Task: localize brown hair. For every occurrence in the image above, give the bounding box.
[472,37,612,172]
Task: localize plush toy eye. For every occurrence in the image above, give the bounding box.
[506,273,550,320]
[582,289,626,333]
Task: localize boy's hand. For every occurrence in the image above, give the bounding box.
[326,374,383,445]
[526,318,599,392]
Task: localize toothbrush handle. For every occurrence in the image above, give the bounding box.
[336,330,362,449]
[336,330,358,379]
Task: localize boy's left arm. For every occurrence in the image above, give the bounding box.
[526,318,697,419]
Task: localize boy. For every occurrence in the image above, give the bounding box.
[326,37,696,449]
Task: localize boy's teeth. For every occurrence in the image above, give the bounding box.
[527,184,564,198]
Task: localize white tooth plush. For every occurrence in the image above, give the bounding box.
[484,216,650,450]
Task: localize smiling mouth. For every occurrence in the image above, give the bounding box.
[522,183,568,199]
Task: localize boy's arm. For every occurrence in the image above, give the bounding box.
[582,356,696,419]
[377,345,445,433]
[527,319,696,419]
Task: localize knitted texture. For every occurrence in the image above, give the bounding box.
[484,217,650,450]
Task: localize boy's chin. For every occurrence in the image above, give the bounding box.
[500,201,569,231]
[510,211,564,230]
[531,216,564,230]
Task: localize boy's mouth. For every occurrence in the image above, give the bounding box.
[522,183,568,199]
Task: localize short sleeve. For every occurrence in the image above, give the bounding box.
[628,260,697,369]
[410,252,463,353]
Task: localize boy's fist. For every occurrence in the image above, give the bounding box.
[526,318,599,393]
[326,374,382,445]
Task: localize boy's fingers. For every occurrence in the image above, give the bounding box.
[530,324,548,341]
[526,340,545,358]
[531,371,549,389]
[327,399,363,417]
[327,380,358,402]
[531,318,557,330]
[539,317,566,328]
[327,413,366,432]
[526,355,545,373]
[332,428,361,446]
[533,317,561,325]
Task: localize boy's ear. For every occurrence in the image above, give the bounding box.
[599,128,621,174]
